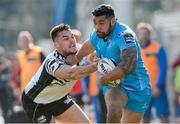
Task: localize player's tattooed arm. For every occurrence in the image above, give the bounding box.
[118,46,137,75]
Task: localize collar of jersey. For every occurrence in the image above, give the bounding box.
[54,50,66,60]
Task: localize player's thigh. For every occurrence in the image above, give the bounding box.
[104,87,128,111]
[122,108,143,123]
[54,103,91,123]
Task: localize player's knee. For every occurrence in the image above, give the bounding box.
[107,103,122,116]
[106,107,122,123]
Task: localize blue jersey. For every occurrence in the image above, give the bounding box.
[90,21,151,91]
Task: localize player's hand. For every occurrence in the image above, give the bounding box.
[96,72,106,85]
[96,72,120,87]
[108,80,121,87]
[153,86,160,97]
[65,54,79,65]
[88,52,98,63]
[92,57,100,66]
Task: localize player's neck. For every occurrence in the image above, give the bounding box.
[56,49,70,58]
[103,25,115,41]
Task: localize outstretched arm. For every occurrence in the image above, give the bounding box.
[76,39,95,61]
[54,62,97,80]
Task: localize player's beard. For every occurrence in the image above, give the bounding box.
[96,22,113,39]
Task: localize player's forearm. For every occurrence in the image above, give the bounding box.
[100,67,125,85]
[76,40,95,61]
[70,63,97,80]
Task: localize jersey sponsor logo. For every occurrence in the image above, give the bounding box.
[124,34,134,44]
[37,115,47,123]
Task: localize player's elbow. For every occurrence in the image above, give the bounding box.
[127,59,137,74]
[128,62,136,74]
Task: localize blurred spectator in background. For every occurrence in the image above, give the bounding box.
[0,46,15,123]
[7,51,30,123]
[8,52,21,106]
[72,29,82,44]
[137,22,169,123]
[17,31,46,92]
[70,29,84,108]
[171,54,180,122]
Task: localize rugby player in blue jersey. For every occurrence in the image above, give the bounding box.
[66,4,152,123]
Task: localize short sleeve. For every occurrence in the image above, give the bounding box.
[89,31,97,48]
[44,58,63,76]
[118,33,136,51]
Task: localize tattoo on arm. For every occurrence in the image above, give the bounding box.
[118,47,137,75]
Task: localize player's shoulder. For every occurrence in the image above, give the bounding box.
[115,22,136,39]
[43,50,56,63]
[45,50,65,63]
[43,50,64,76]
[116,22,135,37]
[115,29,136,44]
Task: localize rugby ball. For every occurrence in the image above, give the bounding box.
[97,58,116,74]
[97,58,121,87]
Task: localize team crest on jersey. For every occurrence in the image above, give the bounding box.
[124,34,134,43]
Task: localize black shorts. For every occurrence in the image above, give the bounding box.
[22,92,74,123]
[70,93,84,106]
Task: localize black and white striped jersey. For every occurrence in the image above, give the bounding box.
[24,50,76,104]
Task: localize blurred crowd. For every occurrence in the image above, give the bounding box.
[0,22,180,123]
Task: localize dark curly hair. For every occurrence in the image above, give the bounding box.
[92,4,115,18]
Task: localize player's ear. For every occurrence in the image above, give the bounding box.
[111,17,116,26]
[53,39,59,48]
